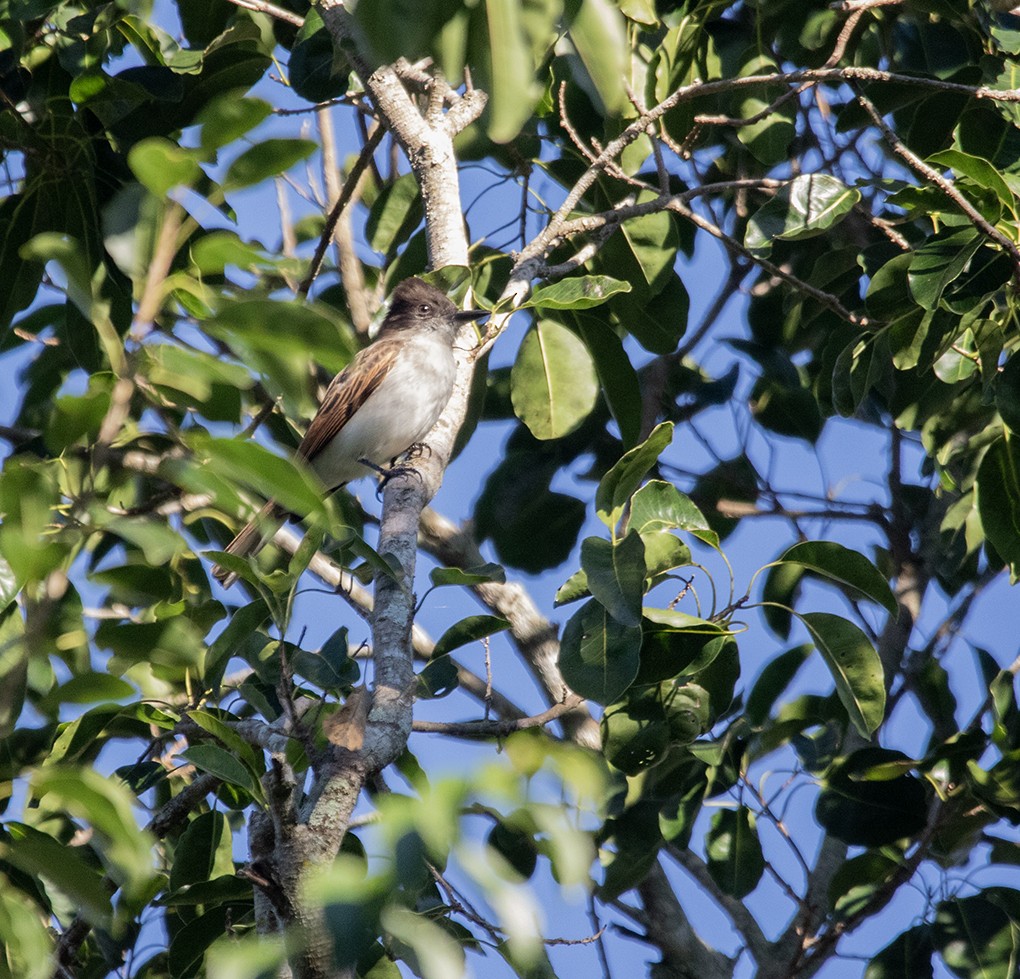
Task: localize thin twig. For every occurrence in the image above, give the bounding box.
[224,0,303,26]
[856,89,1020,280]
[298,123,386,297]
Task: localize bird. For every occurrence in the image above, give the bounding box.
[211,277,487,587]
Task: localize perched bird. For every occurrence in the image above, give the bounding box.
[212,277,487,587]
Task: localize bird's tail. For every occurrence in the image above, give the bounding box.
[211,500,284,588]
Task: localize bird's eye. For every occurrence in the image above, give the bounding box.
[417,302,432,315]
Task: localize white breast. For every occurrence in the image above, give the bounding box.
[309,334,457,488]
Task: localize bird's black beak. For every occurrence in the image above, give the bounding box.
[453,308,489,322]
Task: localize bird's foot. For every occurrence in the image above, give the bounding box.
[359,457,424,498]
[404,441,432,461]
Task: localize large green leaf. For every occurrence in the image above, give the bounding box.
[366,173,423,257]
[565,0,627,116]
[511,318,599,439]
[935,891,1020,979]
[736,55,795,165]
[31,767,156,902]
[977,434,1020,579]
[629,479,717,546]
[127,137,203,195]
[569,312,643,447]
[864,926,934,979]
[815,748,927,846]
[187,435,326,520]
[800,612,885,738]
[745,174,860,255]
[771,541,897,616]
[1,823,111,923]
[483,0,537,142]
[524,275,631,310]
[558,598,641,704]
[907,228,982,310]
[224,139,318,190]
[289,10,351,104]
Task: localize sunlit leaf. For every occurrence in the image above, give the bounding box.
[511,318,599,439]
[596,422,674,529]
[773,541,897,616]
[745,174,860,255]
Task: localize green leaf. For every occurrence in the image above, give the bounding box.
[569,312,643,447]
[935,892,1020,979]
[745,174,860,256]
[188,708,262,775]
[610,271,689,354]
[484,0,536,142]
[168,811,235,892]
[929,148,1016,218]
[195,95,272,153]
[1,823,111,922]
[596,422,674,529]
[977,434,1020,579]
[511,318,599,439]
[431,615,510,659]
[705,808,765,899]
[736,56,795,165]
[829,852,902,923]
[0,879,52,979]
[745,644,811,725]
[523,275,631,310]
[224,139,318,190]
[31,767,156,901]
[289,10,350,103]
[865,926,934,979]
[566,0,627,116]
[629,480,717,545]
[181,743,260,797]
[558,599,641,704]
[601,688,670,774]
[554,568,590,607]
[417,656,460,699]
[581,532,645,627]
[205,599,270,691]
[815,748,927,846]
[429,564,506,588]
[907,228,982,310]
[186,434,326,520]
[366,173,423,257]
[773,541,897,616]
[127,137,203,195]
[800,612,885,738]
[487,820,539,880]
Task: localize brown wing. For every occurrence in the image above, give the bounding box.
[296,338,397,463]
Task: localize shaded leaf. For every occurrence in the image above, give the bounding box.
[431,615,510,659]
[580,532,645,627]
[705,808,765,899]
[559,599,641,704]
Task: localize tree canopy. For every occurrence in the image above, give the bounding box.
[1,0,1020,977]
